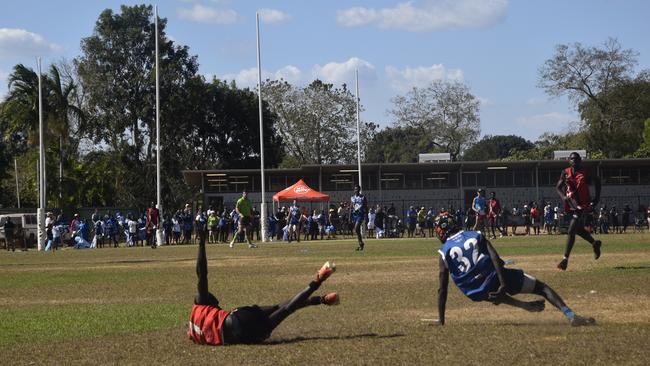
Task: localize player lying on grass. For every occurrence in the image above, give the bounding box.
[188,225,340,345]
[433,212,595,327]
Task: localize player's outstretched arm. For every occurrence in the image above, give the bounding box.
[437,256,449,325]
[485,239,508,302]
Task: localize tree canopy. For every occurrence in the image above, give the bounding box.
[389,80,480,160]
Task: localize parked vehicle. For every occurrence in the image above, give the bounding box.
[0,213,38,249]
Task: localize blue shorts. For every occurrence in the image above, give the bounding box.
[351,213,364,225]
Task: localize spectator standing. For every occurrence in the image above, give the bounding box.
[610,207,619,234]
[487,192,502,239]
[622,205,632,233]
[530,203,541,235]
[374,205,386,238]
[146,202,160,248]
[207,211,218,244]
[367,207,376,239]
[416,207,427,237]
[4,217,15,251]
[172,212,182,244]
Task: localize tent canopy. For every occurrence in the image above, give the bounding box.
[272,179,330,202]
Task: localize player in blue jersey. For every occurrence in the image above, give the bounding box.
[433,211,595,326]
[350,185,368,251]
[471,188,488,231]
[288,201,301,243]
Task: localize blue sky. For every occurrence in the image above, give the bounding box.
[1,0,649,141]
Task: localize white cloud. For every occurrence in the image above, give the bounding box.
[177,4,238,24]
[385,64,464,92]
[220,58,375,89]
[275,65,302,84]
[337,0,508,32]
[0,28,60,59]
[312,57,376,86]
[258,9,291,24]
[221,66,302,88]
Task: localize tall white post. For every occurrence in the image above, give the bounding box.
[37,57,46,251]
[355,69,362,187]
[14,158,20,208]
[256,12,268,242]
[155,5,163,246]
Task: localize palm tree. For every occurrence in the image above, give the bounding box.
[46,64,85,206]
[2,64,44,147]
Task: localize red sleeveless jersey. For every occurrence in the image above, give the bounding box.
[563,167,590,211]
[187,304,230,346]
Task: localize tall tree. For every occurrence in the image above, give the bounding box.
[578,73,650,157]
[365,125,439,163]
[538,38,640,157]
[462,135,534,161]
[46,64,85,206]
[389,80,480,160]
[263,79,373,167]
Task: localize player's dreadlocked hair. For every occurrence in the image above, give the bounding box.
[433,211,459,243]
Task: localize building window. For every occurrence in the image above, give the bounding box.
[513,170,532,186]
[380,173,404,190]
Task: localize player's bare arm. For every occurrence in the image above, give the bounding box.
[436,256,449,326]
[485,239,508,302]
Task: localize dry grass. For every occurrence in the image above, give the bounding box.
[1,233,649,365]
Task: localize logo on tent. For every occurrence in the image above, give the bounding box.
[294,186,311,194]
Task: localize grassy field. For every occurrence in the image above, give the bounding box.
[1,233,649,365]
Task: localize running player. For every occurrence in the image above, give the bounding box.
[350,185,368,251]
[555,152,602,271]
[229,190,257,249]
[433,212,595,327]
[189,224,340,345]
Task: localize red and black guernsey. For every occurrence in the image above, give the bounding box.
[563,167,591,211]
[187,304,231,346]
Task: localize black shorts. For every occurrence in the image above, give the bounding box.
[486,268,528,298]
[221,305,271,344]
[239,216,252,227]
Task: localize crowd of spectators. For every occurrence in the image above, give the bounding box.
[6,196,649,251]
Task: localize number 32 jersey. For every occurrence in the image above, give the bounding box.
[438,231,497,301]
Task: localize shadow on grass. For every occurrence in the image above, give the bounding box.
[264,332,406,345]
[613,265,650,271]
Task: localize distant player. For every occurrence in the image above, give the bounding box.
[188,224,339,345]
[471,189,487,231]
[433,212,595,327]
[555,152,602,271]
[229,190,257,249]
[350,184,368,251]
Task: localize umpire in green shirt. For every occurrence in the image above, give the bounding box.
[229,190,257,248]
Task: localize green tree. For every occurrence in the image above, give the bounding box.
[538,38,641,157]
[389,80,480,160]
[632,118,650,158]
[506,132,588,160]
[365,125,440,163]
[262,79,371,167]
[579,74,650,157]
[462,135,534,161]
